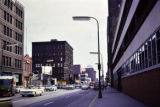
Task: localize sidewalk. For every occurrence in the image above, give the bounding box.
[91,87,147,107]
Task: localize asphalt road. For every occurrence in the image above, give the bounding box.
[12,89,98,107]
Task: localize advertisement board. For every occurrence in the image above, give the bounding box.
[42,66,52,75]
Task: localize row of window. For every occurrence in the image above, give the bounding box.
[35,63,64,68]
[4,11,12,24]
[3,40,12,52]
[15,59,22,68]
[113,0,158,68]
[2,56,11,67]
[34,45,64,50]
[121,29,160,76]
[4,0,23,18]
[15,32,22,42]
[16,7,23,18]
[4,0,13,10]
[24,64,31,72]
[15,46,22,55]
[34,52,64,57]
[3,25,23,43]
[2,56,22,69]
[4,25,12,37]
[16,19,23,30]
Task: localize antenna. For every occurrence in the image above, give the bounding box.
[25,27,27,54]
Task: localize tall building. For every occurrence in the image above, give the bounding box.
[85,68,96,82]
[23,54,32,87]
[73,65,81,83]
[0,0,24,85]
[32,39,73,84]
[107,0,121,87]
[107,0,160,106]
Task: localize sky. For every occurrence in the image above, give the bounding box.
[18,0,108,78]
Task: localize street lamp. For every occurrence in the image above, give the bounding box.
[1,43,18,75]
[72,16,102,98]
[90,52,104,85]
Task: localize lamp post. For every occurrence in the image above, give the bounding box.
[72,16,102,98]
[90,52,104,86]
[1,43,18,75]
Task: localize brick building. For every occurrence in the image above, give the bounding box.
[23,54,32,87]
[0,0,24,85]
[32,39,73,84]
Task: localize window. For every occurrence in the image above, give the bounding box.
[144,42,148,68]
[4,0,13,11]
[4,26,6,35]
[148,39,152,67]
[141,46,145,69]
[157,30,160,63]
[2,56,11,67]
[152,34,157,65]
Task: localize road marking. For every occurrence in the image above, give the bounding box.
[13,99,25,102]
[89,94,98,107]
[44,101,53,106]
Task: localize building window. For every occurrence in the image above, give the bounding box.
[2,56,12,67]
[152,34,157,65]
[148,39,152,67]
[121,28,160,77]
[144,42,148,68]
[157,30,160,63]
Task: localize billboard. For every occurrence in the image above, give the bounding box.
[42,66,52,75]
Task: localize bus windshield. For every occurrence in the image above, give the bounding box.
[0,79,12,85]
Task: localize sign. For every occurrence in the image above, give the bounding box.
[42,66,52,75]
[26,60,30,64]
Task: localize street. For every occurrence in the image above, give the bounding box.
[12,89,97,107]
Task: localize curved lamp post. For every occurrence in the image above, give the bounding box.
[72,16,102,98]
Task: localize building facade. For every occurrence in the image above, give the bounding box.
[85,68,96,82]
[23,54,32,87]
[32,39,73,84]
[0,0,24,85]
[73,65,81,83]
[107,0,160,106]
[80,72,91,84]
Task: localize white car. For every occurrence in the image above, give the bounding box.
[15,86,24,93]
[81,85,89,90]
[20,87,43,97]
[37,86,45,93]
[45,85,57,91]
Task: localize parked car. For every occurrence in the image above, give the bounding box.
[74,84,81,88]
[20,87,43,97]
[15,86,24,93]
[37,86,45,93]
[57,84,62,89]
[45,85,57,91]
[66,84,75,90]
[81,84,89,90]
[61,85,67,89]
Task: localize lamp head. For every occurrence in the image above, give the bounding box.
[72,16,91,21]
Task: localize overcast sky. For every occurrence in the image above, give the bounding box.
[18,0,108,78]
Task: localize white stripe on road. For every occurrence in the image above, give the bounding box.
[44,101,54,106]
[13,99,24,102]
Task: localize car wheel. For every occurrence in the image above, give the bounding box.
[22,95,24,97]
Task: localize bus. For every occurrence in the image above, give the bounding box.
[0,76,16,96]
